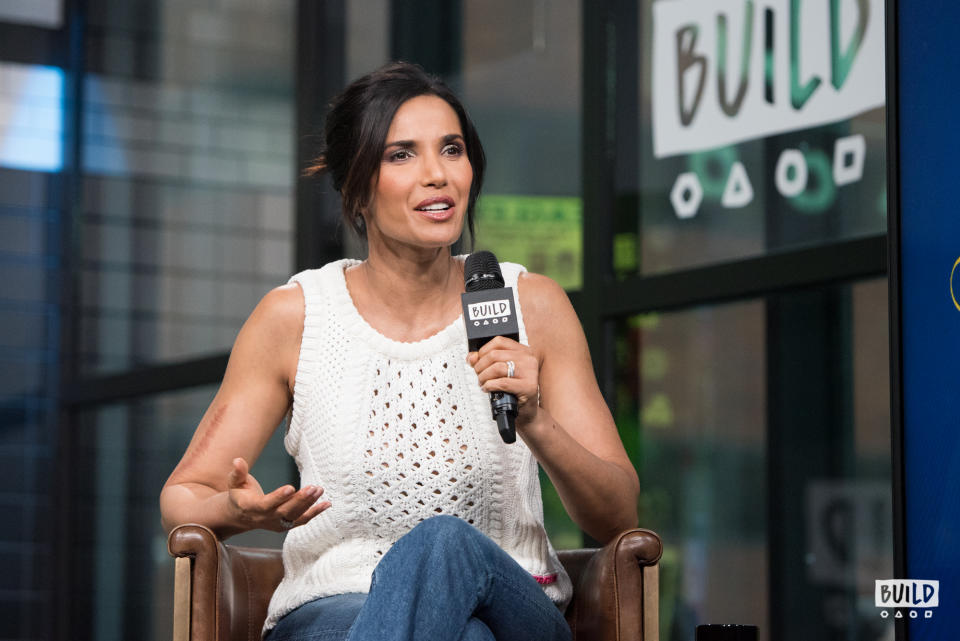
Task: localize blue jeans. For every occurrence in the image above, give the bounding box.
[266,515,571,641]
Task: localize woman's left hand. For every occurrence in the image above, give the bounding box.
[467,336,541,427]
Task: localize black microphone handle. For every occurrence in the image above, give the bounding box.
[490,391,518,444]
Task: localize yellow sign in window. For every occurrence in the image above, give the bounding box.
[475,194,583,291]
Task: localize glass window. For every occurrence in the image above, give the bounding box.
[461,0,583,290]
[78,0,297,374]
[0,61,63,172]
[613,0,886,278]
[345,1,583,289]
[73,386,292,641]
[0,87,63,636]
[614,278,891,641]
[0,0,63,29]
[0,387,56,641]
[616,300,769,635]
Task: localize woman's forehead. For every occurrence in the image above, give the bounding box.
[387,95,463,142]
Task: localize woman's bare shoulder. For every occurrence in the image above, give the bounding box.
[259,282,304,319]
[244,283,304,339]
[517,271,571,311]
[515,272,580,344]
[230,283,306,385]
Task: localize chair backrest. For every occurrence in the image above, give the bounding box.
[168,524,662,641]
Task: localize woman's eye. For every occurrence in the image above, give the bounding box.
[443,143,464,157]
[388,149,412,162]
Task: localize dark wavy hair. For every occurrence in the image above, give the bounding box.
[306,61,486,242]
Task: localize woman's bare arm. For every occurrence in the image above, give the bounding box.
[469,273,639,544]
[159,283,330,538]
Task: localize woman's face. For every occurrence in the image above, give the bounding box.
[364,94,473,250]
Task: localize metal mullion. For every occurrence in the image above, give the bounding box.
[578,0,619,550]
[295,0,346,272]
[885,1,908,640]
[581,0,616,382]
[61,353,228,408]
[55,1,87,638]
[598,234,887,318]
[0,22,66,67]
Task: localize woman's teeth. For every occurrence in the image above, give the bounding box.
[418,203,451,211]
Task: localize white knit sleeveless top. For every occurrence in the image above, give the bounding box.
[263,258,573,632]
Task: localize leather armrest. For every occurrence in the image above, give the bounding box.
[563,529,663,641]
[168,524,660,641]
[168,524,284,641]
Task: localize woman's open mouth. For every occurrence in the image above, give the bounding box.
[414,196,456,220]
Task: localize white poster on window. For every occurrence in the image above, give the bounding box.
[651,0,885,158]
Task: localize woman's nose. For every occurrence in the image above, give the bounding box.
[420,151,447,187]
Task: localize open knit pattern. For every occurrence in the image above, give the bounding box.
[263,258,572,633]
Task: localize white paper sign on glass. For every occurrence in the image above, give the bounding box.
[651,0,885,158]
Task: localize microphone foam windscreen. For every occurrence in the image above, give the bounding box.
[464,251,504,291]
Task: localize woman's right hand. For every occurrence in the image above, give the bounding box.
[227,457,331,532]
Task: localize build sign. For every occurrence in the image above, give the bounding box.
[651,0,885,158]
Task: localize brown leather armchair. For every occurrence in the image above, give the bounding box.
[167,524,662,641]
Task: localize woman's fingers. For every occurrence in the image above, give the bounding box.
[472,346,530,371]
[468,343,541,423]
[227,457,249,488]
[275,486,326,522]
[226,459,331,530]
[293,498,332,526]
[473,351,537,386]
[476,335,519,354]
[467,337,517,361]
[261,484,296,510]
[476,360,527,386]
[472,349,514,374]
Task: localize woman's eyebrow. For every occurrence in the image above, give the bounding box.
[385,134,463,149]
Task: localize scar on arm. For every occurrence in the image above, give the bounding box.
[167,403,229,486]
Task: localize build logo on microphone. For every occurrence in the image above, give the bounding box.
[468,300,511,326]
[875,580,939,619]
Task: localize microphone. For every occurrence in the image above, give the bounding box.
[462,251,519,444]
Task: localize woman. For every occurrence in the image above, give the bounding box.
[160,62,639,641]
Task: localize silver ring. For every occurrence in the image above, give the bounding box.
[279,518,295,530]
[506,360,516,378]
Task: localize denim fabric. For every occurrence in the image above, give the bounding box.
[267,593,366,641]
[266,515,571,641]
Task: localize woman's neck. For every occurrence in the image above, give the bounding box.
[346,241,464,342]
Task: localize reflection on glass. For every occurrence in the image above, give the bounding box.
[614,279,891,641]
[78,0,296,374]
[0,0,64,28]
[0,61,64,639]
[0,62,64,172]
[75,386,292,641]
[459,0,583,291]
[616,301,769,638]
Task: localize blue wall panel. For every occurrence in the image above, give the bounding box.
[897,0,960,635]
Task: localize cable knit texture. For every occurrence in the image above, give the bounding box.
[262,258,573,633]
